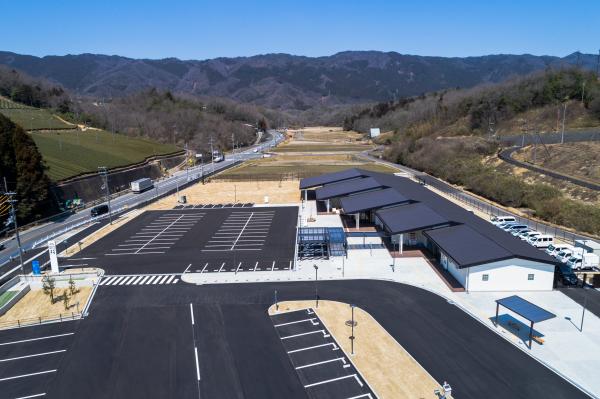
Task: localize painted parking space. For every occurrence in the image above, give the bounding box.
[173,203,254,209]
[271,309,375,399]
[99,274,180,286]
[0,321,79,399]
[73,207,298,275]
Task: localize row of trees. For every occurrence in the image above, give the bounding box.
[0,66,70,109]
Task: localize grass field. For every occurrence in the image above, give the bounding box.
[273,143,373,152]
[0,108,73,130]
[30,129,181,181]
[0,291,17,308]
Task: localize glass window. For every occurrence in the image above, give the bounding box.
[528,274,535,281]
[482,274,489,281]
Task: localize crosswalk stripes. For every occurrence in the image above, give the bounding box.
[99,274,180,286]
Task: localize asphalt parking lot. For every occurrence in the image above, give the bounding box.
[0,320,79,399]
[72,206,298,275]
[20,280,588,399]
[272,309,374,399]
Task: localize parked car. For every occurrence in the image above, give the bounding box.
[491,215,516,226]
[546,243,573,257]
[566,253,600,271]
[497,221,518,229]
[91,204,109,217]
[556,249,575,263]
[505,224,528,234]
[557,264,579,286]
[519,231,541,241]
[528,235,554,249]
[510,226,530,236]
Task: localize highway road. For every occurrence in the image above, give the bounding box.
[0,130,284,272]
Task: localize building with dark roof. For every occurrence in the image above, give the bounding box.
[300,168,558,291]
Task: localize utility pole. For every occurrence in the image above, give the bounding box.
[209,136,215,175]
[98,167,112,224]
[596,49,600,79]
[582,81,586,103]
[561,102,567,144]
[6,192,24,273]
[231,131,235,162]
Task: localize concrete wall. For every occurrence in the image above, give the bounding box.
[450,258,555,292]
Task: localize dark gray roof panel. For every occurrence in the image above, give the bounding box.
[315,177,384,200]
[375,203,449,234]
[496,295,556,323]
[340,188,409,214]
[424,225,512,267]
[299,168,367,189]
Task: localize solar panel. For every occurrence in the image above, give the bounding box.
[496,295,556,323]
[299,168,367,189]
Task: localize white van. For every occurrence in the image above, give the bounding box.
[546,243,573,257]
[567,253,600,271]
[528,235,554,248]
[491,215,516,226]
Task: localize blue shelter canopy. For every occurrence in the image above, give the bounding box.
[495,295,556,347]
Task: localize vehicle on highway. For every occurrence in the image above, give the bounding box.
[212,150,224,162]
[528,234,554,248]
[546,243,573,257]
[252,148,258,153]
[566,252,600,271]
[91,204,109,217]
[491,215,516,225]
[519,230,541,241]
[0,241,5,251]
[557,264,579,286]
[130,178,154,193]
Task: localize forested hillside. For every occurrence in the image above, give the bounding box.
[0,114,57,224]
[346,68,600,235]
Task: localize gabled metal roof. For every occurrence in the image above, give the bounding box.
[496,295,556,323]
[299,168,368,190]
[375,203,449,235]
[423,224,513,268]
[315,177,384,201]
[339,188,409,214]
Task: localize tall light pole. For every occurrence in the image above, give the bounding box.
[561,102,567,144]
[314,264,319,308]
[6,192,24,273]
[349,304,356,355]
[98,167,112,224]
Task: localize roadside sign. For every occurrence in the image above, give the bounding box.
[48,240,59,273]
[32,260,40,275]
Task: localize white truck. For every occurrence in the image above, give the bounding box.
[567,253,600,271]
[130,178,154,193]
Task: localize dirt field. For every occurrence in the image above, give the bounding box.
[269,300,443,399]
[290,126,366,143]
[0,286,92,324]
[147,179,301,210]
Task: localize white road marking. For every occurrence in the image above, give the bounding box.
[15,394,47,399]
[146,276,158,284]
[253,262,259,271]
[184,263,192,273]
[0,333,74,346]
[190,303,195,325]
[287,343,339,354]
[139,276,151,284]
[271,261,275,271]
[194,346,201,381]
[346,394,373,399]
[0,349,66,363]
[304,374,362,389]
[235,262,242,273]
[218,262,225,272]
[295,357,346,370]
[0,369,57,382]
[165,275,175,284]
[172,278,179,284]
[201,263,208,273]
[274,318,319,327]
[280,330,330,340]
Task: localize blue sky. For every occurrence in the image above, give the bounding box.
[4,1,599,59]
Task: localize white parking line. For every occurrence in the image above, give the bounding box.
[0,349,67,362]
[253,261,259,271]
[295,357,346,370]
[190,303,195,325]
[194,346,201,381]
[218,262,225,272]
[280,330,330,340]
[0,333,74,346]
[15,393,47,399]
[274,318,319,327]
[235,262,242,273]
[201,263,208,273]
[0,369,57,382]
[271,261,275,271]
[304,374,362,389]
[287,342,339,354]
[184,263,192,273]
[346,394,373,399]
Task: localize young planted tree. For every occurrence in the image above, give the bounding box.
[42,275,56,303]
[62,289,70,311]
[68,276,78,296]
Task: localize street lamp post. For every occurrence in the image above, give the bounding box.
[274,289,279,311]
[350,304,356,355]
[314,264,319,308]
[6,193,24,274]
[98,167,112,225]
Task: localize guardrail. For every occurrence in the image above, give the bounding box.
[0,312,82,330]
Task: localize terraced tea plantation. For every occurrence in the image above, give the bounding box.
[30,130,181,181]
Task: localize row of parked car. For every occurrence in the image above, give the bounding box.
[490,215,600,272]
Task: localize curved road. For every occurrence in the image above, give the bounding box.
[28,280,590,399]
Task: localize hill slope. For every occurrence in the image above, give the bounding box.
[0,50,597,110]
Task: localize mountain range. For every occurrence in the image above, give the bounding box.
[0,50,597,110]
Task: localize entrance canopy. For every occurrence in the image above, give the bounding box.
[495,295,556,347]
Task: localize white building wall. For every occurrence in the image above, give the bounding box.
[462,258,555,292]
[445,256,468,287]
